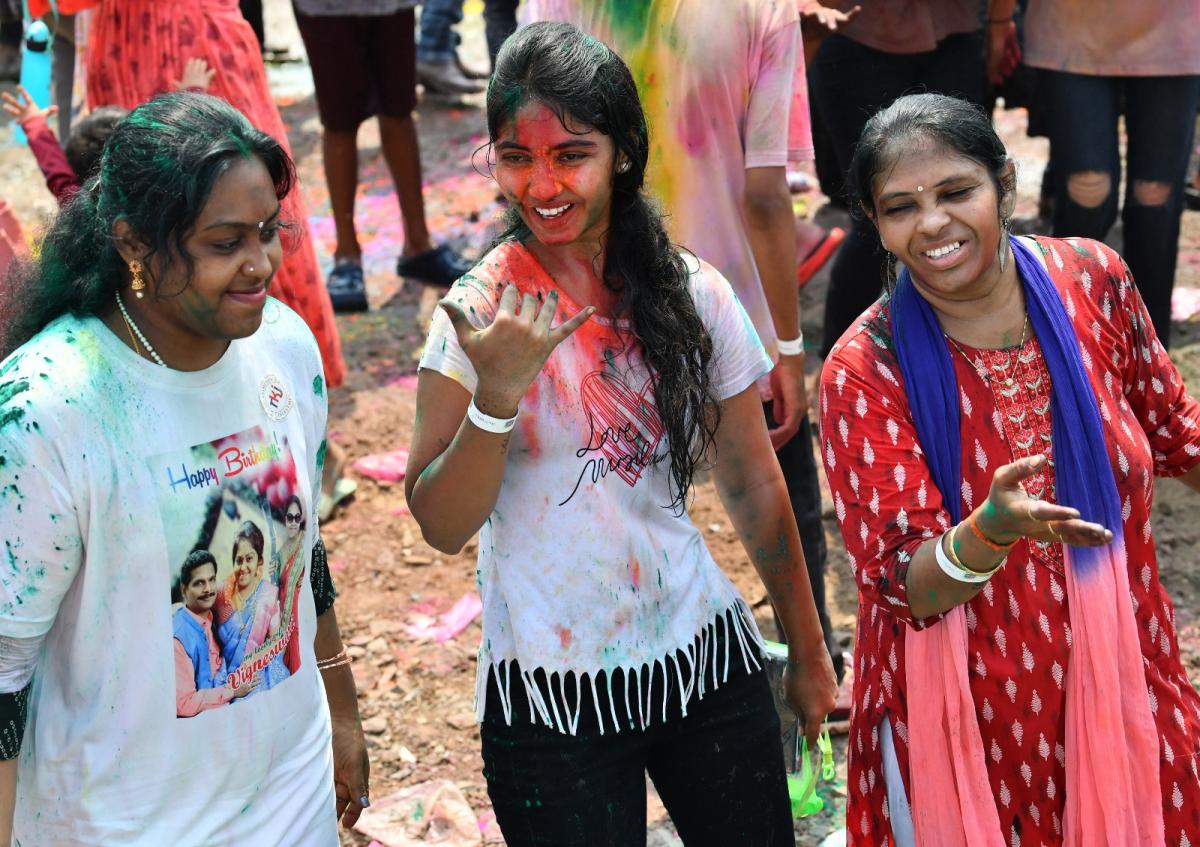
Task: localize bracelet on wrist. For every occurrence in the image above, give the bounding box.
[467,398,518,434]
[967,510,1017,552]
[776,334,804,356]
[934,526,1002,584]
[316,648,351,672]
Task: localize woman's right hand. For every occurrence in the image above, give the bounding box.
[438,285,594,416]
[979,454,1114,547]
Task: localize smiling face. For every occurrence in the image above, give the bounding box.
[233,538,261,590]
[182,562,219,614]
[870,139,1014,304]
[493,101,620,251]
[284,502,303,539]
[129,156,284,347]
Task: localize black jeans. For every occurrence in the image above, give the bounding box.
[1042,70,1200,348]
[808,32,985,356]
[480,644,793,846]
[763,410,842,681]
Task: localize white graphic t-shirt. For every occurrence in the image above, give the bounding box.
[420,243,773,733]
[0,300,336,845]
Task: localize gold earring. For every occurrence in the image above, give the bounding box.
[129,259,146,300]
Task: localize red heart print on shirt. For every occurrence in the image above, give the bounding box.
[579,370,665,487]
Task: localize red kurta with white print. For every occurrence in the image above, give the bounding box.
[819,237,1200,846]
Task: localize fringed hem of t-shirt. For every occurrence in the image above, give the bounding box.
[474,600,766,736]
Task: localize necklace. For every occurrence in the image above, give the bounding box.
[945,314,1029,388]
[114,290,167,367]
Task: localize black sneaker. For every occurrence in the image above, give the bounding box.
[326,260,368,312]
[396,244,473,287]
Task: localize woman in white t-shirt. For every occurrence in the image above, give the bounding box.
[0,92,367,845]
[407,22,837,846]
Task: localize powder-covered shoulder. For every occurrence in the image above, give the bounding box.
[439,245,526,330]
[0,314,101,446]
[255,297,323,372]
[682,252,741,321]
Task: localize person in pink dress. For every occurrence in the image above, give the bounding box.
[820,93,1200,846]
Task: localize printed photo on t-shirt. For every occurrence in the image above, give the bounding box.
[149,426,306,718]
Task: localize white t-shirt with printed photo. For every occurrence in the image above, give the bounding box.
[421,242,773,733]
[0,299,336,845]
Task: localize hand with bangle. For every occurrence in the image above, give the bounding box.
[936,454,1115,585]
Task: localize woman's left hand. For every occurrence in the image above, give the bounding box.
[784,646,838,748]
[981,455,1114,547]
[331,711,370,828]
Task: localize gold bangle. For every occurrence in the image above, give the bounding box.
[316,648,350,671]
[949,523,1004,578]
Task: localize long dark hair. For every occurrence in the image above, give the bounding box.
[486,21,718,513]
[0,92,295,358]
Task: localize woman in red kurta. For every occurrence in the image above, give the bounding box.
[79,0,346,387]
[820,93,1200,846]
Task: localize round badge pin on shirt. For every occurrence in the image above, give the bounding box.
[260,374,294,420]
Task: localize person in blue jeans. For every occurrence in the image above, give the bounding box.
[416,0,518,94]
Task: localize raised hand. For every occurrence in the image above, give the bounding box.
[1,85,57,125]
[173,57,217,92]
[800,1,861,31]
[438,285,595,416]
[978,454,1114,547]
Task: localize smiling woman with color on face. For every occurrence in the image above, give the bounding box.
[0,92,368,844]
[818,92,1200,847]
[406,21,836,846]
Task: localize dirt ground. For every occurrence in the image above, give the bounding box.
[3,3,1200,845]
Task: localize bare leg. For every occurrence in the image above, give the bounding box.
[378,114,433,257]
[323,128,362,261]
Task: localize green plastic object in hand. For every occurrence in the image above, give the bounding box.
[787,727,834,818]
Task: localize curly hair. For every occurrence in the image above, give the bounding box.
[486,21,719,513]
[0,91,295,358]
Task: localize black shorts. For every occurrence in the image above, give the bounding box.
[294,8,417,132]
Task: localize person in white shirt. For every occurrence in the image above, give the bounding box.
[0,91,368,845]
[407,22,837,846]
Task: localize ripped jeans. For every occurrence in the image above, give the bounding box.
[1042,70,1200,347]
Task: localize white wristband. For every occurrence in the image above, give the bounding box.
[467,399,518,434]
[934,532,994,584]
[776,334,804,356]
